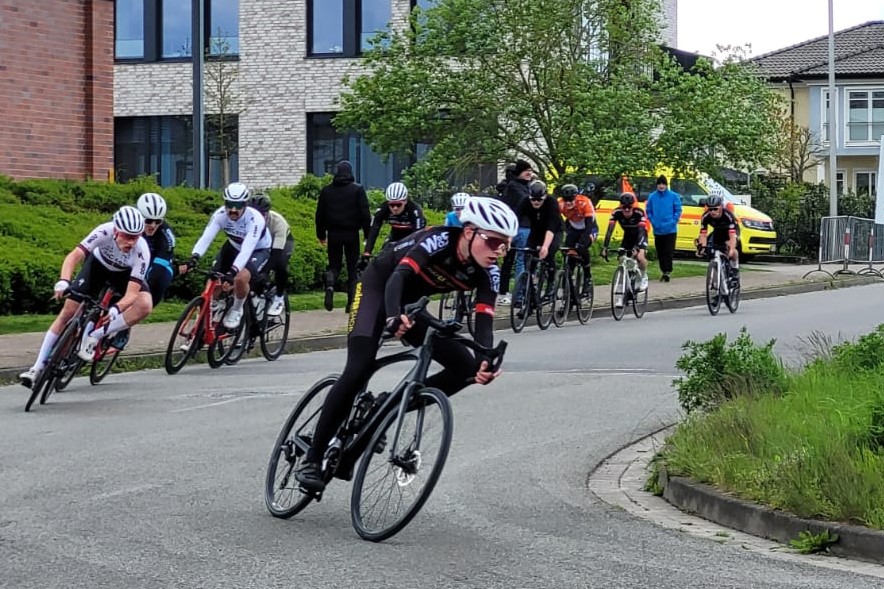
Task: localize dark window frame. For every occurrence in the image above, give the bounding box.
[306,0,393,58]
[115,0,240,63]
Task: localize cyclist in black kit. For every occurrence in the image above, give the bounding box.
[602,192,650,294]
[697,194,740,278]
[296,197,519,493]
[362,181,426,258]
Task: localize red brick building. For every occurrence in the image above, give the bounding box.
[0,0,114,180]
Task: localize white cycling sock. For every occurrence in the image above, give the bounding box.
[35,330,59,368]
[90,313,129,340]
[232,295,246,312]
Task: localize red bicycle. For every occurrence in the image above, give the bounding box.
[164,269,243,374]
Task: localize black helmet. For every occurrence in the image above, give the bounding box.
[706,195,723,208]
[250,192,272,213]
[619,192,636,206]
[560,184,578,201]
[528,180,547,199]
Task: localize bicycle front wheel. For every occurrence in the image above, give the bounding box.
[574,266,594,324]
[261,296,291,361]
[611,267,626,321]
[706,260,721,316]
[632,281,648,318]
[509,272,531,333]
[726,272,741,314]
[535,268,555,330]
[165,297,204,375]
[350,387,453,542]
[265,375,338,519]
[89,342,121,385]
[39,319,81,406]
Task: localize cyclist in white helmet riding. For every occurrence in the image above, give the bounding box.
[19,206,154,388]
[136,192,178,307]
[362,181,426,259]
[295,196,517,493]
[444,192,471,228]
[180,182,271,330]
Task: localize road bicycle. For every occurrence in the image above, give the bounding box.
[437,289,476,337]
[553,248,594,326]
[702,245,741,315]
[163,269,244,374]
[25,287,118,411]
[509,247,560,333]
[604,248,647,321]
[224,278,292,364]
[264,296,507,542]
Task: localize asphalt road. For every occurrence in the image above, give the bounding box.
[2,284,884,588]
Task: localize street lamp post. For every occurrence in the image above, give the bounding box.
[192,0,205,189]
[827,0,837,216]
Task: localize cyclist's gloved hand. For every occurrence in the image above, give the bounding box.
[186,254,201,270]
[474,360,502,385]
[383,314,413,338]
[53,279,70,295]
[222,269,237,284]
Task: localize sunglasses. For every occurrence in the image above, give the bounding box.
[145,219,163,226]
[529,196,545,202]
[707,207,722,212]
[225,200,246,210]
[388,202,404,208]
[476,231,509,252]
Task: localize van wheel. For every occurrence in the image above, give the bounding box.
[737,240,755,264]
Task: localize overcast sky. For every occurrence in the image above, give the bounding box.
[677,0,884,58]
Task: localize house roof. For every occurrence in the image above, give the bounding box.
[750,21,884,81]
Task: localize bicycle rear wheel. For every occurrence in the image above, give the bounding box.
[726,272,741,314]
[611,267,626,321]
[509,272,531,333]
[706,261,721,316]
[574,266,594,324]
[89,341,121,385]
[265,375,338,519]
[437,292,457,322]
[261,296,291,361]
[350,387,452,542]
[632,281,648,318]
[208,300,245,368]
[165,297,204,375]
[463,291,476,338]
[552,269,569,327]
[54,356,84,391]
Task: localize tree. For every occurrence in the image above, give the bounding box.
[774,118,826,183]
[204,35,245,186]
[335,0,785,190]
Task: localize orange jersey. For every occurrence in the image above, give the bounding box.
[559,195,596,224]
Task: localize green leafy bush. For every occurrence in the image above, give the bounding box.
[832,324,884,372]
[673,327,787,414]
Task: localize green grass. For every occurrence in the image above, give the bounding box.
[0,290,355,335]
[662,360,884,530]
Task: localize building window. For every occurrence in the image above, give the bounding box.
[847,89,884,143]
[116,0,145,59]
[855,171,878,197]
[822,89,835,143]
[836,170,844,195]
[114,115,238,189]
[307,113,410,189]
[115,0,239,62]
[308,0,392,57]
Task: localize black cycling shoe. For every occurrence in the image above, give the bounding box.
[323,287,334,312]
[660,273,670,282]
[294,461,326,493]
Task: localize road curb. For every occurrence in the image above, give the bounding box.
[1,275,877,384]
[659,470,884,565]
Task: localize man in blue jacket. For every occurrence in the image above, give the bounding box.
[645,175,682,282]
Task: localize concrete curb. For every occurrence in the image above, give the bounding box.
[1,275,877,384]
[659,471,884,565]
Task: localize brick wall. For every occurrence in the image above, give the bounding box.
[0,0,114,180]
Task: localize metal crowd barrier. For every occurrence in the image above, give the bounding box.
[804,215,884,279]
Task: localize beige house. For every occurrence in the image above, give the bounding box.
[752,21,883,195]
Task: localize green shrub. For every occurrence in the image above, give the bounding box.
[673,327,787,414]
[832,324,884,372]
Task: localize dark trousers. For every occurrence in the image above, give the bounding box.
[654,232,677,274]
[326,229,361,305]
[269,236,294,293]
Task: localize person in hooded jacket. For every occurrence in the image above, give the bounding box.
[316,161,372,313]
[497,159,534,303]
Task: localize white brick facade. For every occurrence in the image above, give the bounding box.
[661,0,677,48]
[115,0,678,187]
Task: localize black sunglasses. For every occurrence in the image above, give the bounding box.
[529,196,545,202]
[225,200,246,210]
[144,219,162,225]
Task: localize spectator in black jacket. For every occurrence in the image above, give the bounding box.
[316,161,372,313]
[515,180,562,303]
[497,159,534,303]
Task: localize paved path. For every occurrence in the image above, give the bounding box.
[0,263,846,370]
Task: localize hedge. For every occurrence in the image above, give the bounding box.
[0,175,443,315]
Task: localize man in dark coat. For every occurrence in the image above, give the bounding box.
[315,161,372,312]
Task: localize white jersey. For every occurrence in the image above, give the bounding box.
[192,206,271,271]
[78,222,151,284]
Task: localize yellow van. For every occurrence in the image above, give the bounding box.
[580,170,777,260]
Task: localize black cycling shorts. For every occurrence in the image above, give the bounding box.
[212,241,270,276]
[69,254,145,303]
[620,233,648,251]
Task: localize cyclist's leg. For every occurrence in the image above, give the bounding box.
[402,324,475,396]
[147,262,173,308]
[544,235,560,295]
[297,267,386,490]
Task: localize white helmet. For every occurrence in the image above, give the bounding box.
[223,182,250,203]
[113,205,145,235]
[451,192,471,209]
[137,192,167,220]
[384,182,408,202]
[459,197,519,238]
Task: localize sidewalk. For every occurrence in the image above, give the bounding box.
[0,263,867,371]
